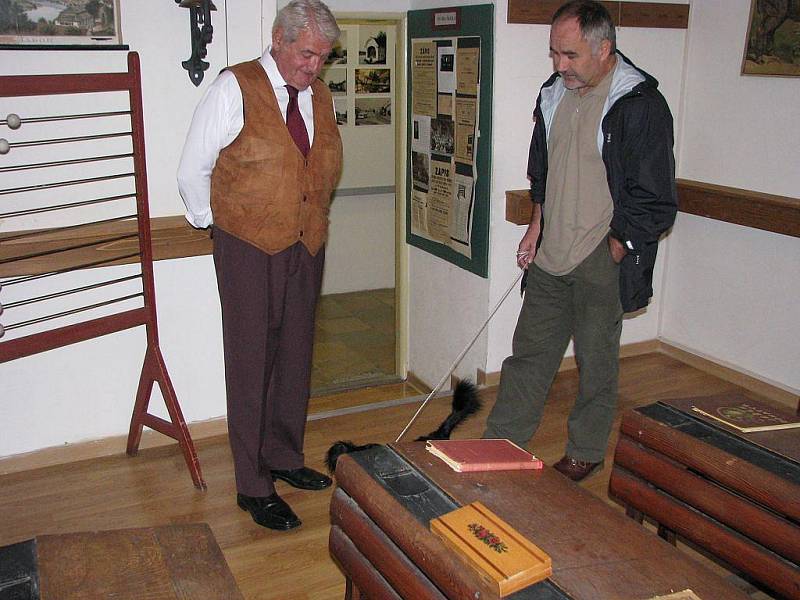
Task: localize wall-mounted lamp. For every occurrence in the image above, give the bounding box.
[175,0,217,86]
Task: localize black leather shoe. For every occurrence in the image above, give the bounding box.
[237,492,301,530]
[270,466,332,490]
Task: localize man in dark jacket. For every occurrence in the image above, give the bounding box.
[483,0,677,481]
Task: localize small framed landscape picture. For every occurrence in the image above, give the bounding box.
[334,98,347,126]
[326,29,347,65]
[742,0,800,76]
[354,97,391,126]
[0,0,122,47]
[323,67,347,96]
[354,68,390,94]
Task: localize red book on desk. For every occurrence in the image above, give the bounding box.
[426,439,543,472]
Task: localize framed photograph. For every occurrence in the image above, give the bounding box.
[323,67,347,96]
[742,0,800,76]
[334,98,347,126]
[354,97,391,126]
[355,68,390,94]
[359,24,386,65]
[0,0,122,46]
[326,29,347,65]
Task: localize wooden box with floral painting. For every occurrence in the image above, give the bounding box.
[429,500,552,597]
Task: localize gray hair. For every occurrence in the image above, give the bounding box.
[552,0,616,54]
[273,0,340,45]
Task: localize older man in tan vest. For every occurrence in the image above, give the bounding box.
[178,0,342,531]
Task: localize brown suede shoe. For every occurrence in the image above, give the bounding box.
[552,456,604,482]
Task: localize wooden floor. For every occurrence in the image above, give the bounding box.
[0,353,774,599]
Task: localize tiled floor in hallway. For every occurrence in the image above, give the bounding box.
[311,287,397,394]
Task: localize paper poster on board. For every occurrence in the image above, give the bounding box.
[412,41,437,117]
[456,44,479,95]
[411,114,432,154]
[454,96,477,165]
[411,150,430,192]
[437,46,456,93]
[428,158,454,243]
[450,172,475,257]
[411,189,429,236]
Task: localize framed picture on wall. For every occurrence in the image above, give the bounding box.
[326,29,347,65]
[334,98,347,125]
[355,68,390,94]
[741,0,800,76]
[359,25,387,65]
[323,67,347,96]
[0,0,122,47]
[354,97,391,126]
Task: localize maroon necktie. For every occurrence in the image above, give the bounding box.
[285,85,310,157]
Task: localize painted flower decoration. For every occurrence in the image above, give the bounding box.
[468,523,508,553]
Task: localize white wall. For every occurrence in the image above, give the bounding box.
[661,0,800,393]
[324,193,396,293]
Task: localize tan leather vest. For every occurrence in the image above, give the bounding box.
[210,60,342,256]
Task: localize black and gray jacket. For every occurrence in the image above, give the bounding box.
[527,51,678,313]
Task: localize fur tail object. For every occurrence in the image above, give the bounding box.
[415,379,480,441]
[324,440,381,474]
[324,379,481,473]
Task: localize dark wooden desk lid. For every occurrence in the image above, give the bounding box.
[660,394,800,464]
[392,443,751,600]
[34,523,242,600]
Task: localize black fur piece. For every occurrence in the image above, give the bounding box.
[324,379,482,474]
[324,440,381,474]
[415,379,481,441]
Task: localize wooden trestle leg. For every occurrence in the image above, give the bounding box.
[126,344,206,490]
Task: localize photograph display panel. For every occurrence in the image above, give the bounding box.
[321,23,393,128]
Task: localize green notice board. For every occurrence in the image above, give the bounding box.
[406,4,493,278]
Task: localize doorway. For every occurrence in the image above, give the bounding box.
[310,15,406,399]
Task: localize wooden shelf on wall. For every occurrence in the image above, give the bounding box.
[0,216,211,278]
[505,180,800,239]
[5,175,797,279]
[677,179,800,238]
[508,1,690,29]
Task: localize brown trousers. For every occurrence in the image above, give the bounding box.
[213,228,324,497]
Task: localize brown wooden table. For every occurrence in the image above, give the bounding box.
[610,400,800,600]
[0,523,243,600]
[329,442,751,600]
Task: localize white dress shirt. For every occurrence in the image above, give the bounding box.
[177,48,317,228]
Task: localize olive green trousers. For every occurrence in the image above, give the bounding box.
[483,240,623,463]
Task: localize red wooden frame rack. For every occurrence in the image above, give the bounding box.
[0,52,205,489]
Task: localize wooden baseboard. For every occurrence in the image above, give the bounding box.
[477,339,797,410]
[0,416,229,477]
[405,370,433,394]
[3,343,795,475]
[478,339,662,389]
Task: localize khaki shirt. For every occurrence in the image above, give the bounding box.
[535,65,615,275]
